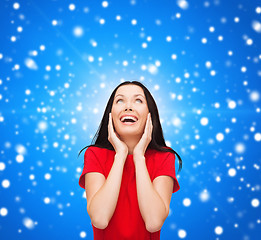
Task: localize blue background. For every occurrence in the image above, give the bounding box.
[0,0,261,239]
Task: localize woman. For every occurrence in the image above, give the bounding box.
[78,81,182,240]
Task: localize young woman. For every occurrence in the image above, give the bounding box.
[78,81,182,240]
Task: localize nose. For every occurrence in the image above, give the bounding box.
[125,107,132,111]
[124,101,133,111]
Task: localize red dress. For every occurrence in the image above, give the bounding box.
[79,146,180,240]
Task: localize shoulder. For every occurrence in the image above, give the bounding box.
[85,146,107,154]
[149,146,173,156]
[148,147,175,163]
[84,146,103,158]
[84,146,114,161]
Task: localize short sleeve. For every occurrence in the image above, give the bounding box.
[154,152,180,193]
[78,147,105,189]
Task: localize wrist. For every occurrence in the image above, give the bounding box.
[133,154,145,163]
[115,152,128,159]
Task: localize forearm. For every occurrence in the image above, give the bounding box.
[88,153,125,228]
[134,156,167,232]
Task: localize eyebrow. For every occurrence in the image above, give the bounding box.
[115,94,145,99]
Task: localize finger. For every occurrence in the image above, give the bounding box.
[109,113,112,134]
[150,113,153,128]
[109,113,116,136]
[145,113,150,134]
[149,113,153,134]
[108,113,111,134]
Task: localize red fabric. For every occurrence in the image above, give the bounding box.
[79,146,180,240]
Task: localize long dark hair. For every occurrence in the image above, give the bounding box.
[78,81,182,173]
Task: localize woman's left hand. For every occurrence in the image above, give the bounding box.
[133,112,153,161]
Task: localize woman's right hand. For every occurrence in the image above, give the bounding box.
[108,113,128,157]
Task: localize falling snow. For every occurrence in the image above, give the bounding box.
[0,0,261,239]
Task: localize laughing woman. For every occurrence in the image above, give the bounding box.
[78,81,182,240]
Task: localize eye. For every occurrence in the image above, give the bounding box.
[116,98,142,103]
[116,99,123,103]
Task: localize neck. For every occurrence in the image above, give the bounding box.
[120,135,141,155]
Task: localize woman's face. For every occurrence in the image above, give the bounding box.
[111,84,149,138]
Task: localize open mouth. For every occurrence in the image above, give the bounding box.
[121,120,137,125]
[120,116,138,125]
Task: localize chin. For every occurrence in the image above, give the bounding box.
[117,128,143,137]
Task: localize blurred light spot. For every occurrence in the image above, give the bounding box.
[88,56,94,62]
[102,1,109,8]
[254,133,261,141]
[216,133,224,142]
[38,121,48,131]
[209,26,215,32]
[216,176,221,182]
[228,168,236,177]
[25,89,31,95]
[251,198,260,207]
[23,217,35,229]
[17,26,23,32]
[2,179,10,188]
[200,117,208,126]
[16,154,24,163]
[55,65,61,71]
[80,231,87,238]
[177,0,189,10]
[0,207,8,216]
[15,144,27,155]
[142,42,147,48]
[234,142,245,154]
[24,58,38,70]
[218,35,223,41]
[40,45,45,51]
[52,20,58,26]
[131,19,137,25]
[205,61,211,68]
[171,54,177,60]
[13,3,20,9]
[214,226,223,235]
[246,38,253,45]
[249,91,259,102]
[199,189,210,202]
[148,64,158,74]
[166,36,172,42]
[99,18,105,24]
[241,66,247,72]
[202,38,207,44]
[0,162,6,171]
[29,174,35,180]
[46,65,51,71]
[234,17,240,23]
[45,173,51,180]
[73,26,84,37]
[252,20,261,33]
[44,197,51,204]
[178,229,187,238]
[228,100,236,109]
[183,198,191,207]
[69,4,75,11]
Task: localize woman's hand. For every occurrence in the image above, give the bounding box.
[108,112,128,157]
[133,112,153,160]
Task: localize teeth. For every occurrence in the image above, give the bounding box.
[121,116,137,122]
